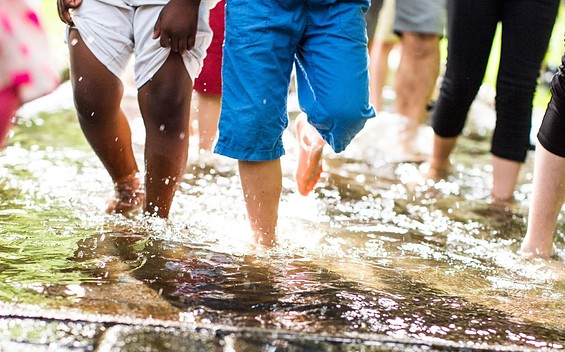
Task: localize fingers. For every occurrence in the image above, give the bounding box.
[152,17,161,40]
[70,0,83,8]
[186,36,195,51]
[57,0,73,25]
[57,0,82,26]
[152,6,197,53]
[170,39,179,53]
[177,38,187,53]
[163,37,194,53]
[159,32,170,49]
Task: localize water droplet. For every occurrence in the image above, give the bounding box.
[90,111,95,117]
[114,137,119,142]
[71,38,79,46]
[159,124,165,132]
[179,132,186,140]
[262,99,267,105]
[164,178,170,185]
[78,76,83,82]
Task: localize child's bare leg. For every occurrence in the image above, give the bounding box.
[295,114,325,196]
[194,93,221,152]
[68,29,142,214]
[520,144,565,258]
[425,133,457,181]
[492,155,521,202]
[395,33,440,130]
[138,53,191,218]
[239,159,282,246]
[369,40,395,111]
[0,87,19,148]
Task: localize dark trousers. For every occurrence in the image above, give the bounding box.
[431,0,559,162]
[539,54,565,157]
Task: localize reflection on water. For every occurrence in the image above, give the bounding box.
[1,86,565,350]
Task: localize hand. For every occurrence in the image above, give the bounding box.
[152,0,201,53]
[57,0,83,26]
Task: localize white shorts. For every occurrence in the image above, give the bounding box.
[67,0,218,88]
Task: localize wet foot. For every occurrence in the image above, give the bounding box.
[519,240,556,260]
[420,161,451,183]
[295,114,325,196]
[106,176,145,216]
[396,114,428,162]
[488,194,516,215]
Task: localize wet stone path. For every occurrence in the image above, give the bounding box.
[0,83,564,351]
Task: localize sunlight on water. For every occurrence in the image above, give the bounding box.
[1,89,565,350]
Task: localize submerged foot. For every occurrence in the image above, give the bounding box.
[420,161,451,183]
[488,194,516,216]
[394,114,428,162]
[106,176,145,216]
[519,240,556,260]
[295,114,325,196]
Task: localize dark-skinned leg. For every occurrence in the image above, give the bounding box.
[138,53,192,218]
[68,29,143,214]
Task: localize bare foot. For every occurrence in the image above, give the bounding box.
[519,239,556,260]
[295,114,325,196]
[420,161,451,182]
[106,176,145,215]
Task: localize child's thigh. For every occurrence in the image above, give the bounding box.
[68,0,134,79]
[133,4,214,89]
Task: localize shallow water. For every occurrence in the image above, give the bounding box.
[1,84,565,350]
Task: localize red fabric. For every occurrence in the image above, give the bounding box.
[194,0,225,96]
[0,87,18,148]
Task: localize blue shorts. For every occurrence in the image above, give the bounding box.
[214,0,376,161]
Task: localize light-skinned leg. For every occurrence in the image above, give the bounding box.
[520,144,565,259]
[295,113,326,196]
[395,32,440,151]
[193,93,221,152]
[369,40,396,111]
[425,133,456,181]
[491,155,521,202]
[238,159,282,246]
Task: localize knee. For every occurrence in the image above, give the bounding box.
[439,76,481,102]
[142,85,190,135]
[72,80,123,124]
[401,33,439,59]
